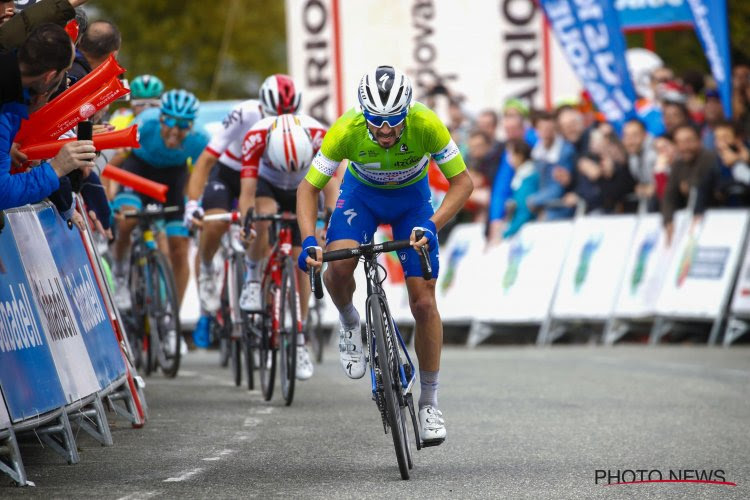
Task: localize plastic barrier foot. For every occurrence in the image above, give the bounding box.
[649,318,672,345]
[723,317,749,346]
[603,318,629,346]
[70,394,113,447]
[0,428,27,486]
[106,376,147,426]
[467,321,493,348]
[36,411,79,465]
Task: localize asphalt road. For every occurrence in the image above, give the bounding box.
[4,344,750,499]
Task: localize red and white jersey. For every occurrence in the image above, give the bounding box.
[204,99,263,171]
[240,114,326,190]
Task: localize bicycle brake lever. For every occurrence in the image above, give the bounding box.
[413,229,432,281]
[307,247,324,299]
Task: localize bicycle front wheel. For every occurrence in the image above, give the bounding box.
[279,259,299,406]
[150,252,181,378]
[258,282,276,401]
[371,297,410,480]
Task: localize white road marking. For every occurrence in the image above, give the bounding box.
[164,467,205,482]
[117,491,160,500]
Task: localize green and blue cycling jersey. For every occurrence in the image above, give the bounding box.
[307,102,467,278]
[306,101,466,189]
[131,107,209,168]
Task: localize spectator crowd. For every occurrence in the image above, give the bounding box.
[434,61,750,247]
[0,0,116,236]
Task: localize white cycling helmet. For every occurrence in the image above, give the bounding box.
[259,74,301,116]
[357,65,413,117]
[265,114,314,172]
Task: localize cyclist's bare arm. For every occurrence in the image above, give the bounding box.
[187,149,219,201]
[297,178,322,240]
[430,170,473,229]
[321,172,339,212]
[238,176,258,220]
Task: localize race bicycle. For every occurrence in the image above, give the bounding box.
[122,205,181,378]
[308,230,433,480]
[201,211,254,390]
[247,212,304,406]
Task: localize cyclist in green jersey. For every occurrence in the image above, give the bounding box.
[297,66,473,445]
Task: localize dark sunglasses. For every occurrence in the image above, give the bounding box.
[161,115,193,130]
[363,109,407,128]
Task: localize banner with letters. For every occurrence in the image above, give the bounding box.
[285,0,580,126]
[552,215,638,320]
[656,210,748,318]
[540,0,637,130]
[615,0,692,29]
[7,210,100,403]
[0,215,67,422]
[686,0,732,118]
[37,206,126,388]
[476,221,574,323]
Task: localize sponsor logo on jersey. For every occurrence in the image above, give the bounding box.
[400,144,408,152]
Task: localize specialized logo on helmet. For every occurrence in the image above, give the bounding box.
[378,73,390,91]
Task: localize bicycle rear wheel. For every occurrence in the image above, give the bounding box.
[150,252,181,378]
[279,260,299,406]
[371,297,409,480]
[128,251,148,372]
[243,327,255,391]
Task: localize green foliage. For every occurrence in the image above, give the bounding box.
[92,0,287,99]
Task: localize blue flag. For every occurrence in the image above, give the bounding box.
[540,0,638,130]
[686,0,732,118]
[616,0,692,29]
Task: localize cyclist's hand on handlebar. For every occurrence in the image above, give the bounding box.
[299,235,323,272]
[184,199,203,229]
[410,220,437,251]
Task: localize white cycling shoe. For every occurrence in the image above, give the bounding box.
[198,265,221,313]
[114,275,131,311]
[296,346,314,380]
[240,280,263,312]
[339,322,366,379]
[419,405,446,445]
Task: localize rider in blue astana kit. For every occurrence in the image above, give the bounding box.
[112,89,209,314]
[297,66,474,445]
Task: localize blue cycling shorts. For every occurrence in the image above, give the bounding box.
[326,171,439,279]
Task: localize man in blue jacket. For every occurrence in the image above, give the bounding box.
[0,23,95,210]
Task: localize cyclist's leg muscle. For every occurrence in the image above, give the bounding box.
[405,277,442,372]
[200,163,237,265]
[168,235,190,306]
[249,196,277,261]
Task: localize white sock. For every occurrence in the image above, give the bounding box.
[339,303,360,331]
[246,257,260,281]
[418,370,439,409]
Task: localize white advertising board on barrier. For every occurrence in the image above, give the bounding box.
[476,221,573,323]
[551,215,638,320]
[7,211,100,403]
[729,232,750,317]
[1,391,10,429]
[612,213,687,319]
[656,210,749,319]
[435,223,485,323]
[286,0,580,127]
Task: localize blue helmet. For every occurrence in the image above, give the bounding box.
[160,89,199,120]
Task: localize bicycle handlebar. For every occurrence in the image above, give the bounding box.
[200,211,242,223]
[122,205,181,220]
[308,231,433,300]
